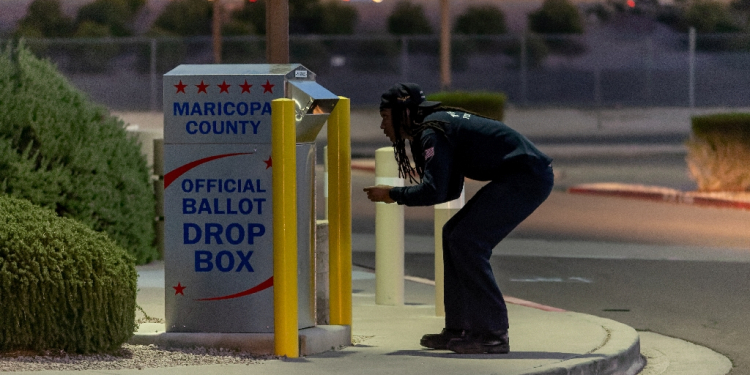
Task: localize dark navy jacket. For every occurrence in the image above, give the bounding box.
[389,110,552,207]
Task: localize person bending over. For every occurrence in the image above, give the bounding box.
[364,83,554,354]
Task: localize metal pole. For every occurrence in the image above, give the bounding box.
[520,34,528,106]
[212,0,222,64]
[688,27,696,108]
[374,147,405,306]
[400,36,409,82]
[433,189,464,316]
[266,0,289,64]
[439,0,451,91]
[271,98,298,358]
[327,97,352,328]
[149,38,157,111]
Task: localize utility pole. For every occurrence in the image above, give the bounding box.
[439,0,451,91]
[267,0,289,64]
[212,0,222,63]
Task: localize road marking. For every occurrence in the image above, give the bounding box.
[510,277,593,283]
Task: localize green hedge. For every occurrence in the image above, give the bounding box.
[686,113,750,191]
[427,91,507,121]
[0,195,137,353]
[0,41,157,264]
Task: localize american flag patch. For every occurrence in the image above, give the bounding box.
[424,147,435,160]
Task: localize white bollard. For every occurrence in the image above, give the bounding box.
[374,147,405,306]
[434,188,465,316]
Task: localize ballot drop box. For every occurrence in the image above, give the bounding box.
[162,64,338,333]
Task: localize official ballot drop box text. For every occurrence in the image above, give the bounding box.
[162,64,338,333]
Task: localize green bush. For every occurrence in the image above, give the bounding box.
[151,0,212,36]
[454,5,507,35]
[426,91,507,121]
[0,41,157,264]
[14,0,75,38]
[388,0,433,35]
[0,195,137,353]
[528,0,585,34]
[686,113,750,191]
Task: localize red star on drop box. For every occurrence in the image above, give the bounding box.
[218,80,230,93]
[174,80,187,93]
[240,80,252,93]
[173,282,186,295]
[262,80,274,93]
[264,156,272,169]
[196,80,209,94]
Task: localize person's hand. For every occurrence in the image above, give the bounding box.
[363,185,395,203]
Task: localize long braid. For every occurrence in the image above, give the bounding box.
[391,106,458,184]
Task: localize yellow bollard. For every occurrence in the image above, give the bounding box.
[271,98,298,358]
[433,188,464,317]
[324,145,329,220]
[327,97,352,327]
[374,147,405,305]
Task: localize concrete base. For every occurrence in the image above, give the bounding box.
[129,324,351,356]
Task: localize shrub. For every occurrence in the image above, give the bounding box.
[14,0,75,38]
[75,0,143,37]
[686,113,750,191]
[0,195,137,353]
[685,0,742,33]
[0,41,157,264]
[69,21,119,73]
[454,5,507,35]
[528,0,585,34]
[388,1,433,35]
[151,0,212,36]
[427,91,507,121]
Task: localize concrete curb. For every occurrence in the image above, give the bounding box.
[355,158,750,211]
[129,325,351,356]
[529,314,645,375]
[568,183,750,211]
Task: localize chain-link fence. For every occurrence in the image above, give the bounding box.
[15,31,750,110]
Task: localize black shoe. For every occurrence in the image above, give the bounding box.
[447,330,510,354]
[420,328,466,350]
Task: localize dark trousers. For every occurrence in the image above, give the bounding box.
[443,165,553,332]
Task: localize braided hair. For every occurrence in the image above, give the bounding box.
[380,83,490,184]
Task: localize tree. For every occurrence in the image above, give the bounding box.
[151,0,212,36]
[685,0,742,32]
[454,5,507,35]
[75,0,144,37]
[15,0,74,38]
[319,1,358,35]
[528,0,585,34]
[388,0,433,35]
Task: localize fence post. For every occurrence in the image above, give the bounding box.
[520,34,528,106]
[400,36,409,82]
[688,27,696,108]
[374,147,405,306]
[327,97,352,328]
[433,189,464,316]
[271,98,298,358]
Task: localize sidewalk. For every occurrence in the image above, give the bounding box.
[129,262,645,375]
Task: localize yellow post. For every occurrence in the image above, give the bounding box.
[271,98,298,358]
[375,147,404,305]
[327,97,352,327]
